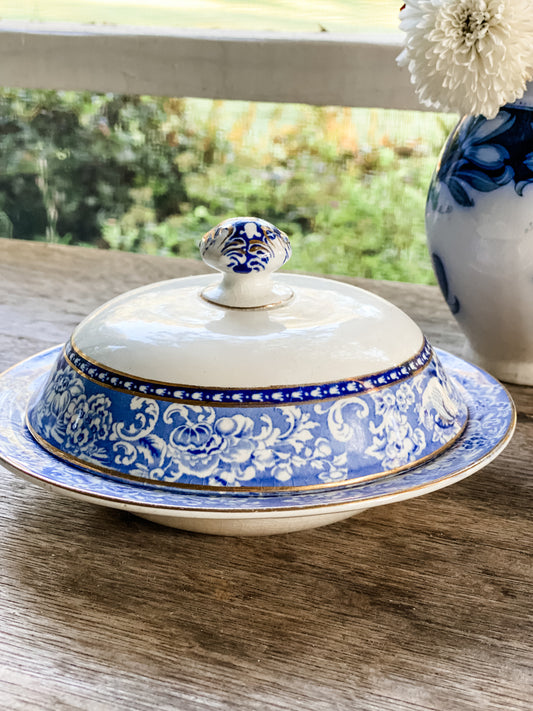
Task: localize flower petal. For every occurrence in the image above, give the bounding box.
[398,0,533,117]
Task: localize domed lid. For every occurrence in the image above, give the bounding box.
[71,217,424,387]
[27,217,468,493]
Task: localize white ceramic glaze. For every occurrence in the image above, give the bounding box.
[72,216,425,386]
[72,276,424,387]
[426,95,533,385]
[427,185,533,384]
[200,216,294,308]
[134,509,358,536]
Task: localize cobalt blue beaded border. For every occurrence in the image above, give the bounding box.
[65,338,432,407]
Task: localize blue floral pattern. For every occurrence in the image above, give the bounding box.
[0,348,514,515]
[27,348,467,491]
[431,254,460,315]
[518,150,533,195]
[428,107,533,212]
[200,217,291,274]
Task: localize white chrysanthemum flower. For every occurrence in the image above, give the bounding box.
[398,0,533,118]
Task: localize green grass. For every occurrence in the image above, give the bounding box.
[1,0,401,32]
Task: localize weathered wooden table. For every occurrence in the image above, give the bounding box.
[0,238,531,710]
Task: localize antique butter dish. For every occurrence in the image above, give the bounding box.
[25,217,468,494]
[0,217,515,535]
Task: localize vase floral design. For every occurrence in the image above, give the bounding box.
[426,86,533,385]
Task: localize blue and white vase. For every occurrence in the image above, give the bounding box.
[426,84,533,385]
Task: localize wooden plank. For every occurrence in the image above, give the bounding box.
[0,21,422,110]
[0,238,531,710]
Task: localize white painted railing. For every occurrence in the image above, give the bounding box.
[0,21,422,110]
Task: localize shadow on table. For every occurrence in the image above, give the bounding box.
[2,473,529,708]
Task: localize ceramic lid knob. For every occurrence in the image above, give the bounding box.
[199,216,294,309]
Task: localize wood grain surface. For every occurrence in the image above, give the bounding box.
[0,238,531,711]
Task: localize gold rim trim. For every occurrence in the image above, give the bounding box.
[0,346,516,514]
[64,349,433,408]
[26,414,468,494]
[2,404,514,516]
[66,337,431,406]
[200,286,295,310]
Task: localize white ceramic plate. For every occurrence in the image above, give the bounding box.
[0,347,515,535]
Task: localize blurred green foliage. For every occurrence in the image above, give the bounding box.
[0,90,193,245]
[0,89,454,283]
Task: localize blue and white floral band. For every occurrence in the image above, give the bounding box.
[65,338,433,406]
[26,342,468,493]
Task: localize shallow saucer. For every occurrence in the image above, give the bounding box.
[0,347,515,536]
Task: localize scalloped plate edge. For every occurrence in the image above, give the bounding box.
[0,346,516,533]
